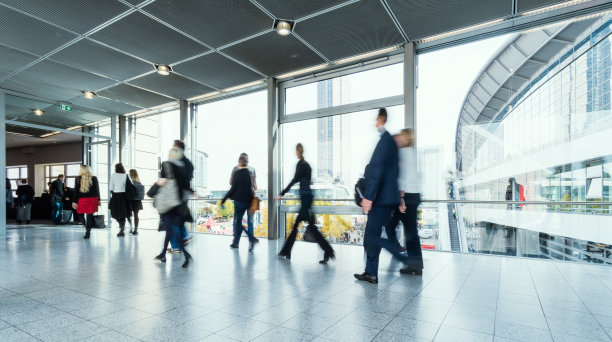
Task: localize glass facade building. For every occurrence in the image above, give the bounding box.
[455,18,612,263]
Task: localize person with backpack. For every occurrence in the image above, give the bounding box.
[15,179,34,224]
[73,165,100,240]
[109,163,133,237]
[275,143,335,264]
[221,154,259,251]
[129,169,145,235]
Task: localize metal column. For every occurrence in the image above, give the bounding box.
[267,78,280,240]
[404,42,417,131]
[0,91,5,238]
[179,100,189,141]
[118,115,127,168]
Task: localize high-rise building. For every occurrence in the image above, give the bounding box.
[316,78,352,184]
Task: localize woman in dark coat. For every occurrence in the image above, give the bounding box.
[109,163,133,237]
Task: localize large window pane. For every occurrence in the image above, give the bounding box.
[285,63,403,115]
[282,106,404,199]
[195,91,268,238]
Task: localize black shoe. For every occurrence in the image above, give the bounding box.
[400,268,423,275]
[26,220,30,224]
[131,230,138,235]
[319,252,336,264]
[278,252,291,260]
[154,254,166,263]
[117,232,125,237]
[182,259,190,268]
[249,238,259,251]
[354,272,378,284]
[16,220,21,224]
[83,234,90,240]
[230,244,239,249]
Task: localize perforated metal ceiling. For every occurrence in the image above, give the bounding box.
[0,0,608,130]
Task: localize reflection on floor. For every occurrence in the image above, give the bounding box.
[1,226,611,342]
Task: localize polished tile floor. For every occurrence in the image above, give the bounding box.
[1,225,611,342]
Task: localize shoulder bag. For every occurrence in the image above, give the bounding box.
[154,162,182,214]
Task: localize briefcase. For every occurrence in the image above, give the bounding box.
[61,210,73,224]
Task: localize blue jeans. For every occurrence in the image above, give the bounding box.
[51,201,62,225]
[233,201,255,245]
[365,205,408,277]
[160,212,190,261]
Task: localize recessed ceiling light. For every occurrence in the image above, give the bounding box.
[32,109,44,116]
[155,64,172,75]
[275,20,293,36]
[83,91,96,99]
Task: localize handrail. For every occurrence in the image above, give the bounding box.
[182,198,612,206]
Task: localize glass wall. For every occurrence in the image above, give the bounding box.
[417,15,612,263]
[193,91,269,238]
[280,62,404,244]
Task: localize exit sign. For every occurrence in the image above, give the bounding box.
[60,103,72,111]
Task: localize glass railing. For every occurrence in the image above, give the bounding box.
[189,198,269,238]
[278,199,612,265]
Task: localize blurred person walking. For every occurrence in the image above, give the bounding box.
[6,178,14,223]
[109,163,133,237]
[50,174,65,225]
[16,179,34,224]
[385,129,424,275]
[173,140,193,246]
[354,108,409,284]
[230,152,259,241]
[73,165,100,239]
[222,154,259,251]
[129,169,145,235]
[153,147,193,267]
[275,143,335,264]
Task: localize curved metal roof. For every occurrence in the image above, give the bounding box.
[455,16,603,171]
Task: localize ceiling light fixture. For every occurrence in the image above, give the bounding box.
[223,80,266,92]
[334,46,401,66]
[32,109,44,116]
[417,18,505,44]
[275,20,294,36]
[82,91,96,99]
[40,132,60,138]
[66,126,82,131]
[521,0,591,16]
[277,63,330,79]
[155,64,172,75]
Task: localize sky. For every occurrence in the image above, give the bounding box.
[195,34,512,195]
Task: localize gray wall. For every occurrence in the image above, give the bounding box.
[7,142,82,195]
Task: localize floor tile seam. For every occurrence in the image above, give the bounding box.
[551,262,612,341]
[431,259,479,341]
[8,325,45,341]
[104,327,146,342]
[525,261,556,341]
[492,255,503,337]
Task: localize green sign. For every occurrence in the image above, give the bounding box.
[60,104,72,111]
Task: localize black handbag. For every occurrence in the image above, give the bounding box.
[354,177,366,207]
[302,224,318,243]
[147,184,160,198]
[93,215,106,228]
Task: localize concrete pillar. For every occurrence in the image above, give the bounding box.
[267,78,280,240]
[119,115,127,168]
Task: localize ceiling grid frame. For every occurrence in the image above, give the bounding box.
[0,0,608,129]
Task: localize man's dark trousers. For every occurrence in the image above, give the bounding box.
[365,205,407,277]
[386,193,423,270]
